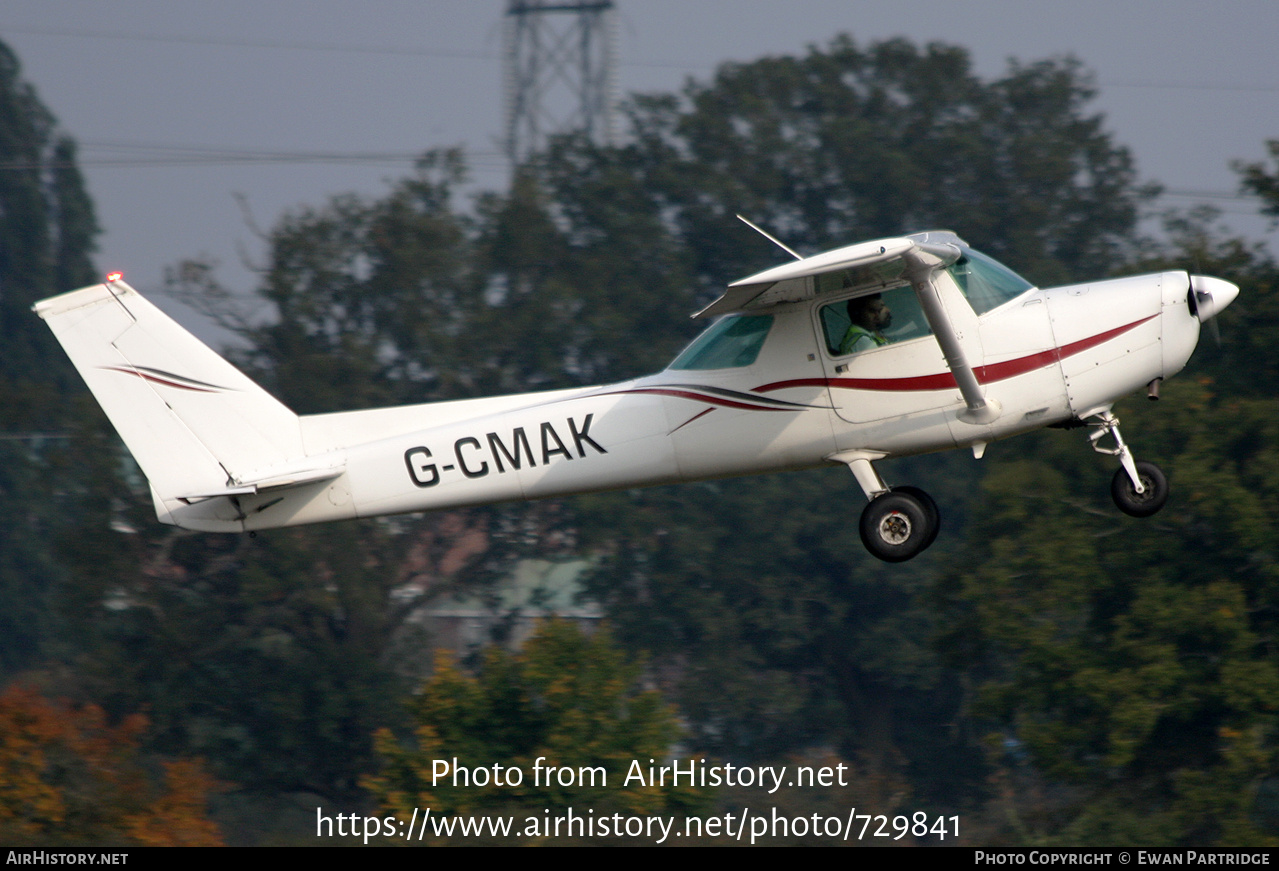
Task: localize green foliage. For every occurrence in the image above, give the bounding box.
[45,520,418,802]
[540,35,1145,297]
[232,150,476,411]
[576,455,988,803]
[0,42,97,400]
[365,620,707,823]
[1235,140,1279,225]
[937,381,1279,846]
[0,39,99,681]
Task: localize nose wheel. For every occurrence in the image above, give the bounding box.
[859,488,940,563]
[1111,461,1168,517]
[1087,409,1169,518]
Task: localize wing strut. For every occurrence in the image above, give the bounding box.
[901,246,1001,425]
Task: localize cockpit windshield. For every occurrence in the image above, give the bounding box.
[945,247,1035,314]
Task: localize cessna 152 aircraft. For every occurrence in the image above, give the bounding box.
[34,229,1238,562]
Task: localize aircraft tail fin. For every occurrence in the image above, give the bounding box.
[34,278,305,504]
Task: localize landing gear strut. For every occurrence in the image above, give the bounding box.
[1087,409,1169,517]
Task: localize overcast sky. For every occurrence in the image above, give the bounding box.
[5,0,1278,318]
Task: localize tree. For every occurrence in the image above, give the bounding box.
[1235,140,1279,224]
[0,683,222,846]
[365,620,708,835]
[206,150,477,411]
[0,39,100,680]
[45,519,423,805]
[536,35,1147,302]
[931,366,1279,846]
[0,40,98,410]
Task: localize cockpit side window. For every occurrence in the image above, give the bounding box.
[946,248,1035,315]
[669,314,774,370]
[819,285,932,357]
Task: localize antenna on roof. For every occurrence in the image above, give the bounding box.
[736,215,803,261]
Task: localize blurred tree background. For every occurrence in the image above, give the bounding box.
[2,33,1277,845]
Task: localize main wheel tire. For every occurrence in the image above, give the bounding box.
[859,491,931,563]
[891,485,940,551]
[1111,461,1168,518]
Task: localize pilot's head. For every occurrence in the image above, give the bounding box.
[847,294,892,332]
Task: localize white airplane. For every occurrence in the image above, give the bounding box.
[34,229,1238,562]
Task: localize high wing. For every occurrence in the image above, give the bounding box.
[694,230,964,318]
[698,230,999,424]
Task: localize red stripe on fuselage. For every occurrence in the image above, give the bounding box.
[754,315,1157,394]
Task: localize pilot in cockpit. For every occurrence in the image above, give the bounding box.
[839,293,893,355]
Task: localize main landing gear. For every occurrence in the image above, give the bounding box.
[839,407,1168,563]
[859,487,940,563]
[838,453,940,563]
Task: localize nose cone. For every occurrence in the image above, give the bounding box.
[1190,275,1240,322]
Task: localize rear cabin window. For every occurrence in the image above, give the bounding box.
[669,315,774,370]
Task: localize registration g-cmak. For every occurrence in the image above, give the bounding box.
[35,230,1238,562]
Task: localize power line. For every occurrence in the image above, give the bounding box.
[1105,80,1279,95]
[8,23,1279,92]
[0,142,511,171]
[1,24,498,62]
[0,144,1263,210]
[1162,188,1257,202]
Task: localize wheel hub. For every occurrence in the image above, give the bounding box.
[879,511,912,544]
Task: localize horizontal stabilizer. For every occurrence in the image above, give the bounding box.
[178,462,344,502]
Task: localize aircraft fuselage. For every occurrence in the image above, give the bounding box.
[161,268,1203,532]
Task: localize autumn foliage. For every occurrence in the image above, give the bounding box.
[0,684,223,846]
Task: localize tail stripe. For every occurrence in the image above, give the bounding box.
[100,365,232,393]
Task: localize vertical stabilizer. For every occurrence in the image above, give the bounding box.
[34,278,303,501]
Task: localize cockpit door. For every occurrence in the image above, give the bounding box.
[815,275,983,425]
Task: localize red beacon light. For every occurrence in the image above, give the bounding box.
[105,271,123,283]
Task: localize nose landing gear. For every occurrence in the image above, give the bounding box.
[1111,461,1169,517]
[1088,409,1169,517]
[835,403,1169,564]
